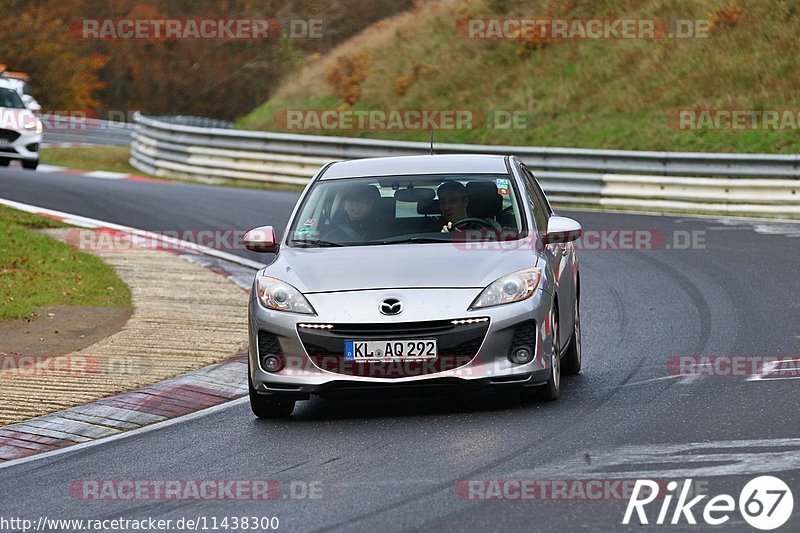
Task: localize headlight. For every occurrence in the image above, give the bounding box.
[23,118,43,133]
[255,276,315,314]
[469,268,542,310]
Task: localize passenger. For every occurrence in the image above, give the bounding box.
[327,184,382,241]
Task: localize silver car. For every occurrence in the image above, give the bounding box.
[244,154,583,417]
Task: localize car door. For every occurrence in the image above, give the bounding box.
[520,164,576,346]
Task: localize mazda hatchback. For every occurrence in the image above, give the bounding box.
[244,154,583,417]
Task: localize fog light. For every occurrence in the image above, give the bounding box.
[508,346,534,365]
[262,355,283,372]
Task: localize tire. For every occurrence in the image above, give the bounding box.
[539,304,561,401]
[0,158,9,167]
[562,302,582,376]
[22,159,39,170]
[248,369,295,418]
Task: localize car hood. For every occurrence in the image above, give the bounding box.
[0,107,37,132]
[262,243,540,293]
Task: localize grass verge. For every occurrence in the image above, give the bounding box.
[239,0,800,154]
[0,206,132,319]
[40,146,142,175]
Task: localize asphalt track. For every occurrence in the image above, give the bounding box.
[1,166,799,532]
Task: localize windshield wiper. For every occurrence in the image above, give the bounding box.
[290,239,345,248]
[376,236,451,245]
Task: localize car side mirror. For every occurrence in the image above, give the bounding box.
[542,216,582,245]
[21,94,37,109]
[244,226,279,253]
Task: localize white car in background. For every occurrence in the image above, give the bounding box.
[0,78,42,170]
[0,70,41,113]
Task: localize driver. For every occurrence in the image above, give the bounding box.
[437,181,469,232]
[437,180,502,233]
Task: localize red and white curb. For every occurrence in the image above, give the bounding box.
[0,198,265,464]
[36,163,165,182]
[0,355,248,463]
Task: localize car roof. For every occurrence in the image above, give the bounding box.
[319,154,510,180]
[0,79,18,90]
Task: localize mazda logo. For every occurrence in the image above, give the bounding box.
[379,298,403,316]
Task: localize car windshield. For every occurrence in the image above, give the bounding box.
[288,174,525,247]
[0,87,25,109]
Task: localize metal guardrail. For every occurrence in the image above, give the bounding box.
[41,115,230,146]
[130,112,800,217]
[41,115,133,146]
[146,115,234,129]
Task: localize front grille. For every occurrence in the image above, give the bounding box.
[325,320,459,336]
[298,319,489,378]
[0,130,20,142]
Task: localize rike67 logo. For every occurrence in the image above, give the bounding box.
[623,476,794,530]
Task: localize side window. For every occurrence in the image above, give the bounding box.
[521,165,550,233]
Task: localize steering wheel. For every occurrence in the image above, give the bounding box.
[451,217,498,231]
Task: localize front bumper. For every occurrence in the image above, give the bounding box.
[0,128,41,161]
[248,288,554,398]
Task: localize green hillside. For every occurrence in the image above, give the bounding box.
[239,0,800,153]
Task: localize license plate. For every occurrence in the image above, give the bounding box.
[0,139,8,148]
[344,339,437,361]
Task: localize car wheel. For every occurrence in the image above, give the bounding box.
[248,367,295,418]
[562,303,582,375]
[539,305,561,401]
[22,159,38,170]
[0,158,9,167]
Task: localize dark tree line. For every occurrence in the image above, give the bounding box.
[0,0,412,120]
